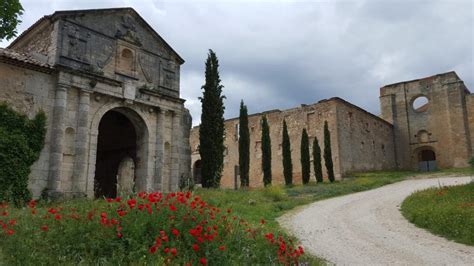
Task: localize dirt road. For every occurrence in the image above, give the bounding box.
[279,177,474,265]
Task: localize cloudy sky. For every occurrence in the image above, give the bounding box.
[2,0,472,125]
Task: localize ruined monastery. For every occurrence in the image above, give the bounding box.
[1,8,473,196]
[190,71,474,188]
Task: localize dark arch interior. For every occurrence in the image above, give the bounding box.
[193,160,202,185]
[95,110,137,198]
[419,149,436,162]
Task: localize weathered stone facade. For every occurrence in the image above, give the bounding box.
[380,71,472,170]
[0,8,191,198]
[191,72,473,188]
[191,98,396,188]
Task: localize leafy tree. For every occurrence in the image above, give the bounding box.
[261,115,272,186]
[323,121,335,182]
[238,100,250,187]
[0,104,46,206]
[300,128,310,184]
[199,49,225,188]
[282,120,293,186]
[0,0,24,41]
[312,136,323,183]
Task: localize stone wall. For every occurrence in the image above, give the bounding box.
[0,62,56,196]
[334,99,396,175]
[190,98,396,188]
[380,72,472,169]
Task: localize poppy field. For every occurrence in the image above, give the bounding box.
[0,191,306,265]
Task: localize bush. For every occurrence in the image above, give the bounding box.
[0,104,46,206]
[262,186,288,202]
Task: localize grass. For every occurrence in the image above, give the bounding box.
[401,182,474,246]
[195,170,416,233]
[0,169,466,264]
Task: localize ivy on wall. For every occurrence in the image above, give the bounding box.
[0,104,46,206]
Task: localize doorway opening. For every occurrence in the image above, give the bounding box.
[193,160,202,185]
[418,149,436,171]
[94,110,137,198]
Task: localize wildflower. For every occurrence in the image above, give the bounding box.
[48,208,57,214]
[169,204,177,211]
[200,258,207,265]
[193,244,199,252]
[54,214,61,220]
[149,245,158,254]
[170,247,177,256]
[171,228,179,237]
[164,247,170,253]
[41,225,48,232]
[28,200,36,208]
[8,219,16,225]
[127,199,137,209]
[219,245,225,251]
[6,229,14,235]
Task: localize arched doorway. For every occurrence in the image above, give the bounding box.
[417,149,436,171]
[193,160,202,185]
[94,110,138,198]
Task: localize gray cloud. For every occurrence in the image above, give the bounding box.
[2,0,472,125]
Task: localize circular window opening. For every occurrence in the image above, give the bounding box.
[412,96,429,112]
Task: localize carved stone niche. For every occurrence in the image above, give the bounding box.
[116,44,137,78]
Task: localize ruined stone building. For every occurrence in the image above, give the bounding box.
[0,8,191,198]
[190,72,473,188]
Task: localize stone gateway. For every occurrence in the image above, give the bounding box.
[0,8,192,198]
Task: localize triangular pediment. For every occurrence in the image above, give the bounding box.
[53,8,183,64]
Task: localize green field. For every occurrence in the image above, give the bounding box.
[0,169,470,264]
[401,181,474,246]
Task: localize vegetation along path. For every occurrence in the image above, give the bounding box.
[279,176,474,265]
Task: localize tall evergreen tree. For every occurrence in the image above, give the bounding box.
[312,136,323,183]
[238,100,250,187]
[261,115,272,186]
[323,121,335,182]
[199,50,225,188]
[300,128,310,184]
[282,120,293,186]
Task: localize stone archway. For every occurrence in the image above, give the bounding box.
[417,147,437,172]
[91,107,149,198]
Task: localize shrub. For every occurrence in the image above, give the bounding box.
[262,186,288,202]
[0,104,46,206]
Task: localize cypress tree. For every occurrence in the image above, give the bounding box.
[261,115,272,186]
[199,49,225,188]
[313,136,323,183]
[238,100,250,187]
[323,121,335,182]
[300,128,310,184]
[282,120,293,186]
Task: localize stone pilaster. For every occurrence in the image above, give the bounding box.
[47,83,68,196]
[72,90,91,196]
[170,110,181,191]
[154,109,164,191]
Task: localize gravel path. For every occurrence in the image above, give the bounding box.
[279,177,474,265]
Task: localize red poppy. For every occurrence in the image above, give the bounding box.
[171,228,179,237]
[6,229,14,235]
[218,245,225,251]
[127,199,137,209]
[193,244,199,252]
[41,225,48,232]
[169,204,177,211]
[200,258,207,265]
[149,245,157,254]
[170,247,177,256]
[164,247,170,253]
